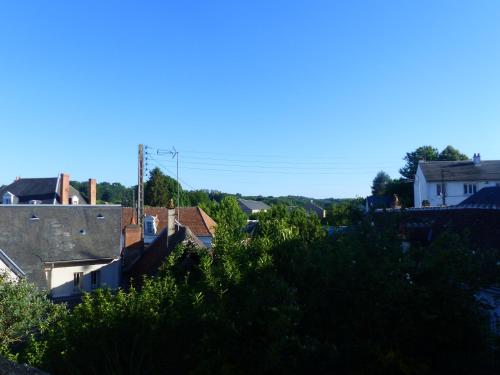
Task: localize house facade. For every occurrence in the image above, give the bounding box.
[413,154,500,208]
[0,205,122,300]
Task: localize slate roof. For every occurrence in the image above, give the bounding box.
[0,205,122,289]
[459,186,500,208]
[366,195,392,209]
[0,177,87,204]
[122,207,216,237]
[418,160,500,182]
[238,198,271,211]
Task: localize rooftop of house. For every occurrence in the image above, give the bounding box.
[0,205,122,289]
[365,195,392,209]
[125,225,205,281]
[374,207,500,249]
[418,159,500,182]
[238,198,271,211]
[0,177,87,204]
[459,186,500,209]
[304,200,325,211]
[122,206,217,237]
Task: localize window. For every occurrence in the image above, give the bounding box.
[436,183,446,196]
[70,195,79,205]
[145,221,154,234]
[2,192,13,204]
[463,184,477,195]
[91,270,100,289]
[73,272,83,292]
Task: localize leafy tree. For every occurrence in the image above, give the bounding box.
[144,167,180,207]
[439,145,469,161]
[212,196,247,248]
[399,145,469,179]
[0,274,64,361]
[325,199,364,227]
[399,146,440,179]
[371,171,392,196]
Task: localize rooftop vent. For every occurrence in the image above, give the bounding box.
[29,214,39,221]
[97,213,105,219]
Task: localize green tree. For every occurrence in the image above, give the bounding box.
[0,274,63,360]
[144,167,180,207]
[439,145,469,161]
[399,146,439,179]
[371,171,392,196]
[399,145,470,179]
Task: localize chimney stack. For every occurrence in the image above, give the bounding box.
[473,153,481,166]
[167,198,176,236]
[88,179,97,205]
[60,173,70,205]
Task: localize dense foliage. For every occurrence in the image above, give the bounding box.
[6,205,495,374]
[0,274,64,361]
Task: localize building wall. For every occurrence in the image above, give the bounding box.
[0,258,18,281]
[414,167,427,208]
[414,166,500,207]
[425,180,500,207]
[48,259,121,298]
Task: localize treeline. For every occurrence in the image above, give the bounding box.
[71,167,346,215]
[1,198,499,374]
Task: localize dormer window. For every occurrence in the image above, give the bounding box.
[70,195,79,205]
[2,192,15,205]
[144,215,158,235]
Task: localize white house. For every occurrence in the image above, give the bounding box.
[413,154,500,208]
[0,205,122,300]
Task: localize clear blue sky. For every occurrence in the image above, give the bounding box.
[2,1,500,198]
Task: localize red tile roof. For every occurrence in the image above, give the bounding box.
[122,207,216,237]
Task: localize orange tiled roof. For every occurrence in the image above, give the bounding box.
[122,206,216,237]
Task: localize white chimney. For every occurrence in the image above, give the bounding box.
[473,153,481,166]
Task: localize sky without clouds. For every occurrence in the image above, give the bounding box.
[1,1,500,198]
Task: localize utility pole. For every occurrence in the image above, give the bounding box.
[138,144,145,233]
[441,169,446,206]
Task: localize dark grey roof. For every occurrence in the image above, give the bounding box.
[304,201,326,215]
[459,187,500,208]
[419,160,500,182]
[0,205,122,289]
[0,177,87,204]
[366,195,392,209]
[0,178,58,204]
[238,198,271,211]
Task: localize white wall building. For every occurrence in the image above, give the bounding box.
[414,154,500,208]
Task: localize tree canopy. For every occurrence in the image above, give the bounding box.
[371,170,392,196]
[144,167,180,207]
[399,145,469,179]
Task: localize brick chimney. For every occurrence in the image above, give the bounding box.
[60,173,70,205]
[88,178,97,205]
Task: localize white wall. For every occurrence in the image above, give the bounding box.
[414,167,427,208]
[0,258,19,282]
[425,180,500,207]
[414,165,500,207]
[48,259,121,298]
